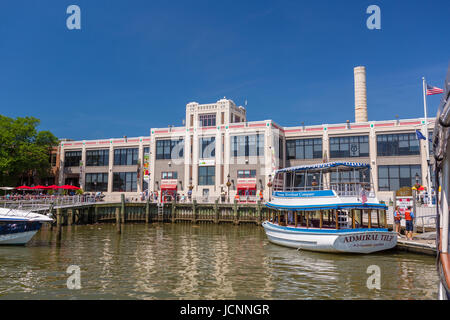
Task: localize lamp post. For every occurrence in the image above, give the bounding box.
[226,174,231,203]
[267,174,273,202]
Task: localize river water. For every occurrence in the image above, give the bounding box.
[0,223,439,299]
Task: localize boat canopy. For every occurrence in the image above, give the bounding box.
[275,162,370,174]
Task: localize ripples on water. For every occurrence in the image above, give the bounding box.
[0,223,439,299]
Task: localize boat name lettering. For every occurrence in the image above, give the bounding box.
[344,234,394,243]
[274,190,335,198]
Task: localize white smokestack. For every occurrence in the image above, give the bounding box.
[354,66,368,122]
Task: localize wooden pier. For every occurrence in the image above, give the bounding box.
[395,237,437,256]
[36,196,271,227]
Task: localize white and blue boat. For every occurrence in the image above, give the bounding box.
[0,208,53,245]
[263,162,397,254]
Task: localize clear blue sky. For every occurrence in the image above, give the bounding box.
[0,0,448,140]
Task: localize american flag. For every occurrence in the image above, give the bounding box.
[426,84,444,95]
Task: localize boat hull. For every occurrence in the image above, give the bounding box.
[0,230,39,245]
[262,221,397,254]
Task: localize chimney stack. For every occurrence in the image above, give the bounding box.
[354,66,368,122]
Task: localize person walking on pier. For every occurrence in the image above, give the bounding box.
[404,206,415,240]
[394,206,402,234]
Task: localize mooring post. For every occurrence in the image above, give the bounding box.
[67,209,73,226]
[145,198,150,223]
[121,194,125,224]
[192,200,197,223]
[115,207,121,234]
[56,207,62,241]
[233,199,239,225]
[171,200,176,223]
[214,199,219,224]
[256,200,261,225]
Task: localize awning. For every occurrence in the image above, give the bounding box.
[237,183,256,189]
[161,184,177,189]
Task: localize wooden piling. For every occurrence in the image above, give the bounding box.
[171,200,176,223]
[145,198,150,223]
[115,207,121,234]
[233,200,239,225]
[192,200,197,223]
[56,208,62,241]
[67,209,73,226]
[256,200,261,225]
[121,194,125,224]
[214,200,219,224]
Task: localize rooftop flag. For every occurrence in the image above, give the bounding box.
[426,84,444,95]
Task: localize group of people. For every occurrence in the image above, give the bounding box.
[393,206,415,240]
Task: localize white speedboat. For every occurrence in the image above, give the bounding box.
[263,162,397,254]
[0,207,53,245]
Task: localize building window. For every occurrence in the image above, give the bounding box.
[330,170,370,183]
[237,170,256,178]
[198,166,215,185]
[231,134,264,157]
[378,165,422,191]
[113,172,137,192]
[86,149,109,166]
[330,136,369,158]
[113,148,138,166]
[144,147,150,154]
[156,139,184,160]
[64,151,82,167]
[50,153,57,167]
[199,137,215,159]
[161,172,178,179]
[377,133,420,156]
[85,173,108,192]
[286,138,322,160]
[199,114,216,127]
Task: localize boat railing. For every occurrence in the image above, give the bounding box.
[273,182,375,198]
[330,182,375,197]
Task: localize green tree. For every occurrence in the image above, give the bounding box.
[0,115,58,186]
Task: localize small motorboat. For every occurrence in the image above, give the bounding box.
[0,207,53,245]
[263,162,397,254]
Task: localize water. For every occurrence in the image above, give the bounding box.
[0,223,439,299]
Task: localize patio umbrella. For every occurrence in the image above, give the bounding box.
[60,185,80,190]
[31,185,52,190]
[16,186,32,190]
[47,185,60,189]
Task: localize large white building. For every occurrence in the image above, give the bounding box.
[58,67,435,203]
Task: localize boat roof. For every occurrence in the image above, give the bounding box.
[275,162,370,174]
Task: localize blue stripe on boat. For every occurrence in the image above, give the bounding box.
[264,202,387,210]
[263,222,389,234]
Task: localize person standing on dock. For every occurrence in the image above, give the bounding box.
[404,207,415,240]
[394,206,402,234]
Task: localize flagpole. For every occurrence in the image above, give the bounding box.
[422,77,432,204]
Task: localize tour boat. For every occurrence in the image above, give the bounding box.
[263,162,397,254]
[0,208,53,245]
[431,64,450,300]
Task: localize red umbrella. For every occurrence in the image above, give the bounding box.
[30,185,52,190]
[60,185,80,190]
[47,185,60,189]
[16,186,32,190]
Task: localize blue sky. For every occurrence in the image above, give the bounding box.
[0,0,448,140]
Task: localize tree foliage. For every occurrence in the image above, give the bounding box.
[0,115,58,186]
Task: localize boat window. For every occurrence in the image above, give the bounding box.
[294,172,305,190]
[273,172,285,191]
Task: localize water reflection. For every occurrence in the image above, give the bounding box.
[0,223,439,299]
